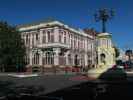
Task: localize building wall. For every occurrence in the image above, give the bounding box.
[97,33,116,67]
[19,21,95,69]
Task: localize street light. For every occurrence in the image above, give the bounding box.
[94,8,115,33]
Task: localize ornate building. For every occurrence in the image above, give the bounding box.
[87,33,116,78]
[18,20,96,71]
[96,33,116,66]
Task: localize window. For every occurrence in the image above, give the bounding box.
[59,31,62,43]
[74,38,76,48]
[32,53,39,65]
[28,34,30,46]
[43,32,46,43]
[51,32,54,43]
[45,52,54,64]
[47,31,51,42]
[35,33,40,44]
[78,39,80,49]
[68,54,72,65]
[64,32,66,44]
[71,35,73,49]
[25,55,29,65]
[32,35,34,46]
[74,55,78,66]
[26,34,28,44]
[75,36,78,49]
[68,33,70,45]
[36,34,38,41]
[59,52,66,65]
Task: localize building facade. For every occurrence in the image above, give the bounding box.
[18,20,96,70]
[96,33,116,67]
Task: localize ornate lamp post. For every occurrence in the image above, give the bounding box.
[94,8,115,33]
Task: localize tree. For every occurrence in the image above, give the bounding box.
[0,21,26,72]
[113,46,120,58]
[125,49,132,63]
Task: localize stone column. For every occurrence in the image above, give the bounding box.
[46,31,48,43]
[66,32,68,45]
[39,50,43,66]
[53,48,60,66]
[72,54,74,66]
[40,30,43,45]
[85,54,88,67]
[65,51,69,66]
[84,38,87,52]
[29,51,32,65]
[30,33,32,48]
[91,43,93,64]
[54,27,59,43]
[34,33,36,46]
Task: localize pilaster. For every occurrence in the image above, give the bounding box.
[29,51,32,65]
[54,27,59,43]
[39,51,43,66]
[40,30,43,45]
[53,48,60,65]
[84,54,88,66]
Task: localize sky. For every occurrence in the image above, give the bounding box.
[0,0,132,50]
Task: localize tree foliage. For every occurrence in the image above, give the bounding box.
[113,46,120,58]
[0,21,26,72]
[125,49,132,56]
[125,49,132,62]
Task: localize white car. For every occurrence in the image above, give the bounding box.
[117,65,124,69]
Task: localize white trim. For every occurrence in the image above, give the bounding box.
[19,21,93,39]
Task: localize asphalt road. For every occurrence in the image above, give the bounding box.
[0,74,133,100]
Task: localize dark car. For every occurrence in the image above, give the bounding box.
[122,61,133,69]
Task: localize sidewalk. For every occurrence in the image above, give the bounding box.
[0,71,84,77]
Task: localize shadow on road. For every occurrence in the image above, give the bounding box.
[0,68,132,100]
[44,68,131,100]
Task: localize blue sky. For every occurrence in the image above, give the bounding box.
[0,0,132,50]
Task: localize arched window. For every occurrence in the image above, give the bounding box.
[100,53,106,64]
[68,54,71,65]
[36,53,39,64]
[45,52,54,65]
[32,52,39,65]
[74,55,78,66]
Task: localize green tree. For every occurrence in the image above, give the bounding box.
[125,49,132,63]
[0,21,26,72]
[113,46,120,58]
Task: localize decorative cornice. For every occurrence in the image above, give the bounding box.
[18,20,93,39]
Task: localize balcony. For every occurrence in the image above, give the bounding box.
[37,42,70,49]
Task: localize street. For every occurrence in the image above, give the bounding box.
[0,73,133,100]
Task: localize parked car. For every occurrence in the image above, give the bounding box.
[123,61,133,69]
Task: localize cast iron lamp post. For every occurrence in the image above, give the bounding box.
[94,8,115,33]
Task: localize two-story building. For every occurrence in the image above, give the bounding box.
[18,20,96,71]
